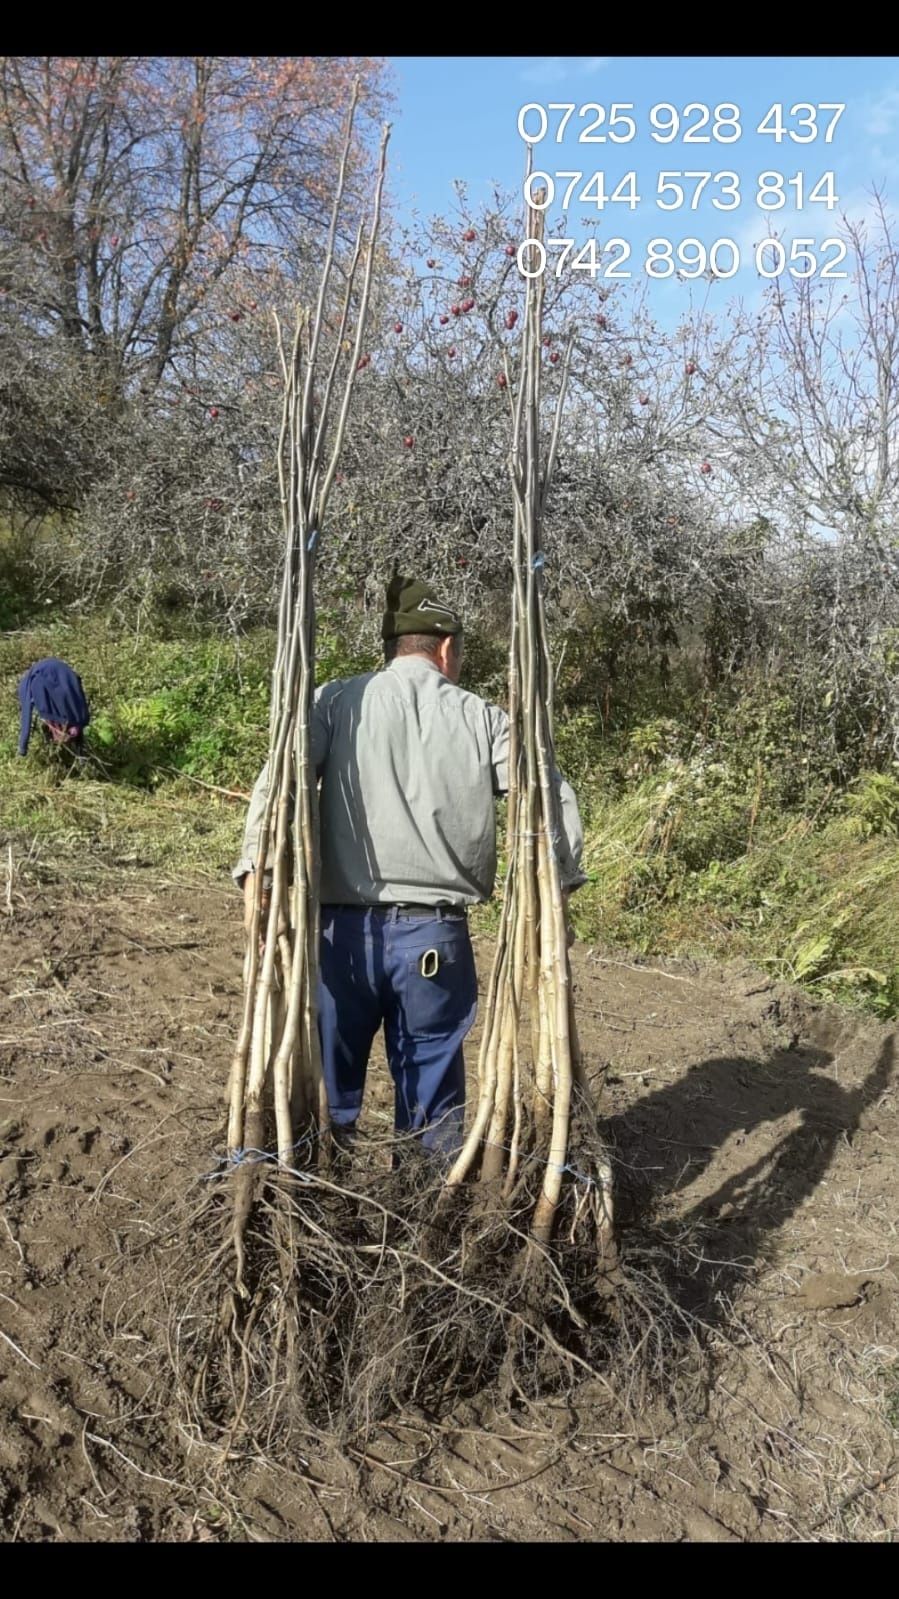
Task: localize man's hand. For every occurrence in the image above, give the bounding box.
[243,871,271,938]
[562,887,576,950]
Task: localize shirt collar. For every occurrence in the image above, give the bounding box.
[386,654,443,678]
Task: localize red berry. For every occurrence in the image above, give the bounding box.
[447,346,456,358]
[461,297,475,312]
[596,314,608,329]
[394,321,403,333]
[542,335,552,348]
[685,361,697,375]
[229,311,241,322]
[457,275,471,288]
[439,314,450,325]
[462,228,476,242]
[638,393,650,405]
[700,461,712,475]
[505,244,516,257]
[505,310,518,330]
[427,258,436,268]
[110,235,119,248]
[209,407,219,419]
[497,372,507,388]
[356,354,371,371]
[622,354,633,366]
[403,434,414,449]
[451,304,461,316]
[549,351,560,365]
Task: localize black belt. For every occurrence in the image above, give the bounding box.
[324,903,465,920]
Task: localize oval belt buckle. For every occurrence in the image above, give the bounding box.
[420,948,440,979]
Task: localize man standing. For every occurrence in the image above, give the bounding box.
[234,576,586,1159]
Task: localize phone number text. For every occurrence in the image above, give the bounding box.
[517,236,849,281]
[518,102,845,146]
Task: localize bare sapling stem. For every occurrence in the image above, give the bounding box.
[448,161,614,1258]
[226,90,392,1282]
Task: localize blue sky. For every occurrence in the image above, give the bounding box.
[387,56,899,319]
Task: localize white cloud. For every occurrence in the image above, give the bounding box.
[733,202,804,261]
[864,85,899,138]
[519,55,610,86]
[731,185,890,262]
[867,142,899,185]
[520,57,567,86]
[836,185,895,231]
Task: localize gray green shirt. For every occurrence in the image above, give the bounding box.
[234,654,586,908]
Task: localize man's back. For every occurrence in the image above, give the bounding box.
[314,655,505,907]
[17,657,90,756]
[234,574,587,1159]
[235,647,583,907]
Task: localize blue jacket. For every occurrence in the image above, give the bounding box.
[17,658,90,756]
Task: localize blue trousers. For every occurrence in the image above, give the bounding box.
[318,905,478,1156]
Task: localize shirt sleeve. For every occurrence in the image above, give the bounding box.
[487,704,587,892]
[77,672,90,727]
[232,684,337,887]
[232,760,271,886]
[17,669,33,757]
[311,680,337,777]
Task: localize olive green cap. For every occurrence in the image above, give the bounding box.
[381,575,463,640]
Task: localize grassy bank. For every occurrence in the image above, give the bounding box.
[2,618,896,1018]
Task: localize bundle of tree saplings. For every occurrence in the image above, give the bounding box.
[163,161,633,1468]
[445,185,615,1270]
[163,89,404,1453]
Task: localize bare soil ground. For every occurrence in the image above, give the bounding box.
[0,873,896,1542]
